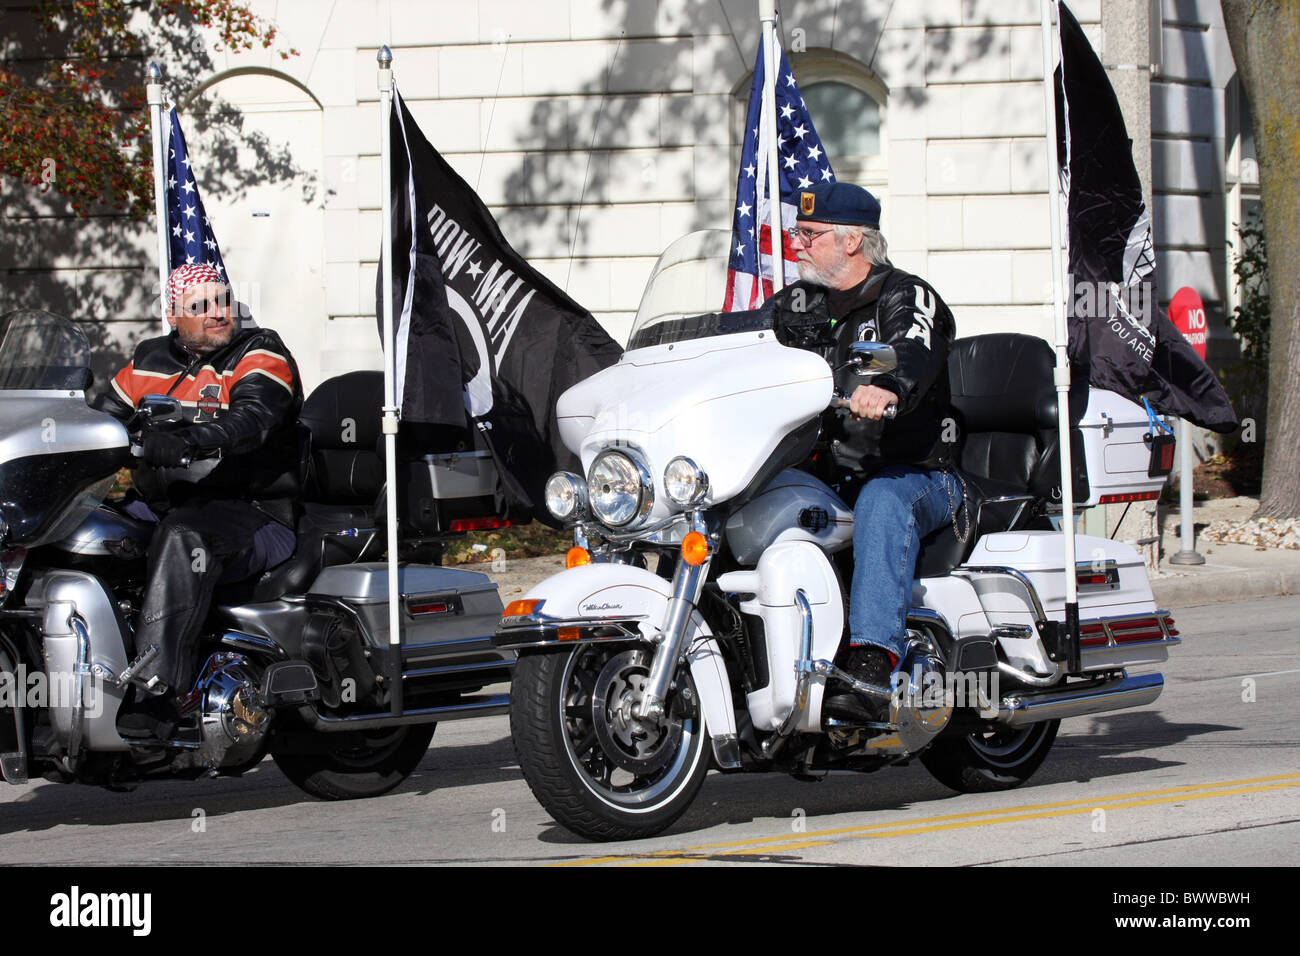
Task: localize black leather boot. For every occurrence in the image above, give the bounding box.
[822,645,895,725]
[117,694,179,739]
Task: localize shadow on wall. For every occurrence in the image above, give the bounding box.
[0,4,317,397]
[490,0,936,334]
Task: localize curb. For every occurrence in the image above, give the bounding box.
[1151,565,1300,609]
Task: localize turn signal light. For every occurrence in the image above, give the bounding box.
[566,546,591,569]
[681,531,710,566]
[502,599,541,618]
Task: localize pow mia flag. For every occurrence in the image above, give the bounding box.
[378,90,622,520]
[1055,2,1236,432]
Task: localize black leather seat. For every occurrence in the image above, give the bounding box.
[216,372,390,606]
[217,369,501,605]
[300,370,386,505]
[915,333,1089,578]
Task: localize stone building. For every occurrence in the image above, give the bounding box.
[0,0,1256,402]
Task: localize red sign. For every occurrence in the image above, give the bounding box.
[1169,286,1207,360]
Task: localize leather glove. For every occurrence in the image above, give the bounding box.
[142,431,193,468]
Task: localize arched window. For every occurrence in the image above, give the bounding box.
[733,49,887,192]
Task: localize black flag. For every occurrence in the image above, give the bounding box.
[378,90,623,521]
[1055,2,1237,432]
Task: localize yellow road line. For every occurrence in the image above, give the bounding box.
[549,772,1300,867]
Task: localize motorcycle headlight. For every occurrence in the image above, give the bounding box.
[664,457,709,506]
[587,449,653,528]
[544,471,588,523]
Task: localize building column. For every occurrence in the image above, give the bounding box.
[1100,0,1154,213]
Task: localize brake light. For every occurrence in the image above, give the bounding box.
[1078,622,1106,648]
[449,516,513,532]
[1079,615,1175,647]
[1098,491,1160,504]
[408,601,451,615]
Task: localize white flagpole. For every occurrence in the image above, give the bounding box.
[146,63,170,329]
[760,0,784,294]
[378,45,404,716]
[1040,0,1080,668]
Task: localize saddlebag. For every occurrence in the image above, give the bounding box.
[306,563,512,689]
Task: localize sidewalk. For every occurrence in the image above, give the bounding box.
[478,496,1300,611]
[1145,496,1300,609]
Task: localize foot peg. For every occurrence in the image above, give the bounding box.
[807,659,894,703]
[810,658,895,728]
[118,645,168,696]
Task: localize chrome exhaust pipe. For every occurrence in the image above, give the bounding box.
[995,672,1164,728]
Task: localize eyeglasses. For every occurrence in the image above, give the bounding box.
[786,226,834,245]
[181,290,232,317]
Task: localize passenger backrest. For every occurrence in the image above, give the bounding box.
[916,333,1089,578]
[947,333,1088,501]
[300,370,384,504]
[299,371,497,533]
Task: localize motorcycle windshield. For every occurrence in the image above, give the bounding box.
[626,308,773,351]
[0,311,93,391]
[627,228,773,350]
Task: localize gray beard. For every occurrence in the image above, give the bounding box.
[797,257,849,288]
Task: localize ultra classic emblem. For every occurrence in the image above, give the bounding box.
[582,602,624,613]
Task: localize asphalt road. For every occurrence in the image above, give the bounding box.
[1,596,1297,867]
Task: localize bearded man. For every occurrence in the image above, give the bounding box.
[763,182,962,722]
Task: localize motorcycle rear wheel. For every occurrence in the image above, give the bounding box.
[510,645,710,842]
[273,723,435,800]
[920,719,1059,793]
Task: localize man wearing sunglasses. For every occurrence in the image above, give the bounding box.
[766,181,961,725]
[96,263,304,736]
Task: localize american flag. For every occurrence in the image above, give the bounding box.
[165,107,228,279]
[722,40,834,311]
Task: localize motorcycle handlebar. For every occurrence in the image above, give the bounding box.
[830,396,897,419]
[128,442,192,468]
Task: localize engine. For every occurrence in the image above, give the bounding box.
[192,653,269,770]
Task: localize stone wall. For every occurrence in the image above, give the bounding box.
[2,0,1243,398]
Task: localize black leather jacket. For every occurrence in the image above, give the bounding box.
[97,326,304,521]
[765,264,957,478]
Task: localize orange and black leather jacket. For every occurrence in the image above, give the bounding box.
[98,327,304,515]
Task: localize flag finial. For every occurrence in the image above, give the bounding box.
[377,46,392,67]
[148,62,161,80]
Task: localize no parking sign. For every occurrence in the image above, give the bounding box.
[1169,287,1208,360]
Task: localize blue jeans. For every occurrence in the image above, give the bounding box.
[848,465,963,661]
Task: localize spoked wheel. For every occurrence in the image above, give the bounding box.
[273,723,435,800]
[510,645,710,841]
[920,719,1059,793]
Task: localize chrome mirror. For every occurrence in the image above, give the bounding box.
[847,341,897,376]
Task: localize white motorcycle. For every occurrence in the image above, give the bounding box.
[494,307,1179,841]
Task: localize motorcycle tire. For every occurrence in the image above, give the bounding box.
[919,719,1059,793]
[510,646,711,842]
[273,723,435,800]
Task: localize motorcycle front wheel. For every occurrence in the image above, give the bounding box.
[273,723,435,800]
[510,644,710,842]
[920,719,1059,793]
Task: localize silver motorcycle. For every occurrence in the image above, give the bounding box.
[0,310,512,797]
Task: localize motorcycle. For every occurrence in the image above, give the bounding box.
[0,310,513,797]
[494,306,1180,841]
